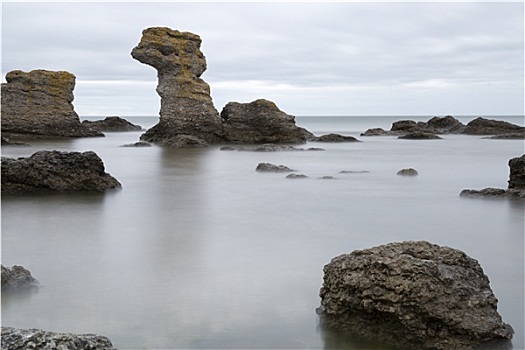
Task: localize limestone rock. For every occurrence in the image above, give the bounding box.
[1,70,103,139]
[311,133,360,142]
[463,117,525,135]
[1,327,116,350]
[1,265,38,291]
[81,116,143,132]
[397,168,418,176]
[255,163,295,172]
[1,151,121,194]
[131,27,223,146]
[220,99,312,143]
[317,241,513,350]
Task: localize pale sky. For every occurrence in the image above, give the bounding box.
[2,1,524,117]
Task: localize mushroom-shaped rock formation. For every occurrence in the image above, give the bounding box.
[131,27,223,146]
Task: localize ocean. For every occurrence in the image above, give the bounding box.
[2,115,524,349]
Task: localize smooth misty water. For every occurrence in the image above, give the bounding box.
[2,116,524,349]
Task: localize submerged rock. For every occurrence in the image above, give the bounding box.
[1,70,103,139]
[310,133,360,142]
[256,163,295,172]
[220,144,324,152]
[1,265,38,291]
[82,116,143,132]
[397,168,418,176]
[398,132,442,140]
[121,141,152,147]
[1,327,116,350]
[1,150,121,194]
[317,241,514,350]
[286,173,308,179]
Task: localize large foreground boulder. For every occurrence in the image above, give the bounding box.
[1,151,121,194]
[1,265,38,291]
[1,327,116,350]
[317,241,513,350]
[1,70,103,139]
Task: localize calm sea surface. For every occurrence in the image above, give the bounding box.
[2,116,524,349]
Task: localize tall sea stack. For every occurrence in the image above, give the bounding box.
[131,27,223,146]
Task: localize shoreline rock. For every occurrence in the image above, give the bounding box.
[1,70,103,139]
[1,327,116,350]
[1,150,122,194]
[81,116,143,132]
[256,163,295,172]
[317,241,514,350]
[1,265,38,291]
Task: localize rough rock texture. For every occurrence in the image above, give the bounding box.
[1,327,116,350]
[1,151,121,194]
[397,168,418,176]
[1,265,38,291]
[220,99,312,143]
[221,144,324,152]
[461,155,525,198]
[317,241,513,350]
[255,163,295,172]
[81,116,143,132]
[131,27,223,146]
[462,117,525,135]
[121,141,152,147]
[311,133,360,142]
[1,70,103,139]
[398,132,442,140]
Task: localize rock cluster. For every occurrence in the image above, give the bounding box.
[1,265,38,291]
[81,116,143,132]
[1,327,116,350]
[1,150,121,194]
[1,70,103,139]
[361,116,524,138]
[131,27,312,147]
[317,241,514,350]
[461,154,525,198]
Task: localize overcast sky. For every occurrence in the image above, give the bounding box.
[2,1,524,117]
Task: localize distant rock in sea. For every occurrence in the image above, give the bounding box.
[1,150,121,194]
[1,265,38,291]
[1,70,103,139]
[256,163,296,172]
[397,168,418,176]
[121,141,152,147]
[398,132,442,140]
[82,116,143,132]
[317,241,514,350]
[310,133,361,142]
[462,117,525,135]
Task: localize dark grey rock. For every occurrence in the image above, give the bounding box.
[256,163,295,172]
[220,144,323,152]
[1,327,116,350]
[317,241,514,350]
[82,116,143,132]
[1,265,38,291]
[121,141,152,147]
[398,132,442,140]
[360,128,388,136]
[485,133,525,139]
[508,154,525,189]
[286,173,308,179]
[1,150,121,194]
[463,117,525,135]
[397,168,418,176]
[311,133,360,142]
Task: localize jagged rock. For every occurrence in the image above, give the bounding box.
[391,120,421,134]
[463,117,525,135]
[1,70,103,139]
[311,133,360,142]
[425,115,464,133]
[255,163,295,172]
[220,99,312,143]
[317,241,514,350]
[397,168,418,176]
[1,150,121,194]
[121,141,152,147]
[82,116,143,132]
[1,327,116,350]
[1,265,38,291]
[398,132,442,140]
[131,27,223,146]
[508,154,525,189]
[286,173,308,179]
[362,116,465,136]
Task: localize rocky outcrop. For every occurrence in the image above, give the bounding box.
[1,265,38,291]
[310,133,360,142]
[398,132,442,140]
[1,70,103,139]
[1,327,116,350]
[255,163,295,172]
[220,99,312,143]
[397,168,418,176]
[461,154,525,198]
[317,241,513,350]
[1,151,121,194]
[81,116,143,132]
[131,27,223,146]
[462,117,525,135]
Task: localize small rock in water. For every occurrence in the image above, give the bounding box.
[256,163,296,172]
[286,173,308,179]
[397,168,418,176]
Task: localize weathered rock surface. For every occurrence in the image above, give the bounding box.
[220,144,324,152]
[1,151,121,194]
[1,70,103,139]
[1,327,116,350]
[317,241,513,350]
[131,27,223,146]
[398,132,442,140]
[397,168,418,176]
[81,116,143,132]
[310,133,360,142]
[1,265,38,291]
[461,155,525,198]
[220,99,312,143]
[462,117,525,135]
[256,163,295,172]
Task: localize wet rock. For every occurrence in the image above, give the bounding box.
[360,128,388,136]
[256,163,295,172]
[425,115,464,133]
[1,136,30,146]
[462,117,525,135]
[317,241,514,350]
[131,27,223,146]
[1,150,121,194]
[82,116,143,132]
[221,99,312,143]
[1,265,38,291]
[121,141,152,147]
[397,168,418,176]
[220,144,324,152]
[398,132,442,140]
[362,116,465,136]
[310,133,360,142]
[1,70,103,139]
[286,173,308,179]
[1,327,116,350]
[508,154,525,189]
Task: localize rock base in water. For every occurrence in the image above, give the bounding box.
[317,241,513,350]
[1,265,38,291]
[81,116,143,132]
